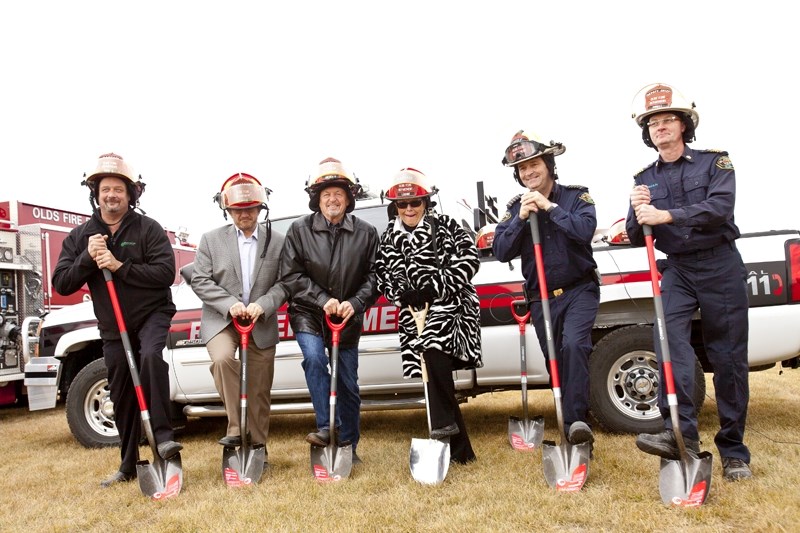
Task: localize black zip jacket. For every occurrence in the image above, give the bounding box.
[52,209,176,340]
[280,211,379,348]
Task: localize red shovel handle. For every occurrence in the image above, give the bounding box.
[232,317,254,349]
[324,313,349,345]
[510,299,530,333]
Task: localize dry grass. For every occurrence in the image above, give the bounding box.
[1,369,799,532]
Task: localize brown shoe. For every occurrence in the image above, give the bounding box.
[306,428,331,447]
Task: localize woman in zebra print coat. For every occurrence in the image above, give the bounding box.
[375,168,483,464]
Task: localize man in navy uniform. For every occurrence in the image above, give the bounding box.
[493,130,599,447]
[626,83,752,481]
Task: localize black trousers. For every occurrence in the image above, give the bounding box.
[103,311,175,474]
[423,348,476,464]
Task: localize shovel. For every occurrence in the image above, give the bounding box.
[642,225,713,507]
[222,317,266,486]
[508,299,545,451]
[102,269,182,500]
[408,303,450,485]
[529,218,591,492]
[310,313,353,482]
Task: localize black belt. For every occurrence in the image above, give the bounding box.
[528,273,597,302]
[671,240,735,261]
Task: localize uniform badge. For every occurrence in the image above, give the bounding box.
[500,211,512,222]
[716,156,734,170]
[579,192,595,205]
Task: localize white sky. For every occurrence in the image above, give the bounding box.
[2,1,796,240]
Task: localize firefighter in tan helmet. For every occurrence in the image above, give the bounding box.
[626,83,752,481]
[279,157,379,462]
[53,153,183,488]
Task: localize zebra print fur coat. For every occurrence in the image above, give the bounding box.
[376,213,483,379]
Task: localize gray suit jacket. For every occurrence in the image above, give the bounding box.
[191,221,287,349]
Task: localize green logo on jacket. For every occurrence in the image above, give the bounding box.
[119,241,136,247]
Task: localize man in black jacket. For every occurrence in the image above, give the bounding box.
[53,153,182,488]
[280,157,379,462]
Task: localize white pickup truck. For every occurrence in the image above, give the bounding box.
[23,196,800,448]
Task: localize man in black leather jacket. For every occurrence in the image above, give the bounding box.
[280,157,379,462]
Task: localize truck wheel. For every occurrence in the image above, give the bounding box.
[65,358,120,448]
[589,325,705,434]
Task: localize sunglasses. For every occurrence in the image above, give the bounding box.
[395,199,423,209]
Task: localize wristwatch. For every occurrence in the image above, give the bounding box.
[547,203,558,213]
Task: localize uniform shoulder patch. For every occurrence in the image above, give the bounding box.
[565,184,589,191]
[634,161,656,178]
[500,211,512,222]
[715,155,734,170]
[505,194,522,210]
[578,192,595,205]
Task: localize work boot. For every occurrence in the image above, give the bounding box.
[568,421,594,445]
[635,430,700,460]
[157,440,183,460]
[430,423,460,440]
[722,457,752,481]
[100,470,136,488]
[305,428,330,447]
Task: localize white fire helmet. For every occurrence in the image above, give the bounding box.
[385,168,438,200]
[216,173,270,210]
[631,83,699,128]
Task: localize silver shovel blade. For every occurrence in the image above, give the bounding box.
[542,440,591,492]
[508,415,545,451]
[310,443,353,482]
[410,437,450,485]
[659,452,713,507]
[222,445,266,487]
[137,454,183,501]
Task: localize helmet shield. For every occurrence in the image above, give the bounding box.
[631,83,699,128]
[385,168,437,200]
[219,182,269,210]
[501,131,565,167]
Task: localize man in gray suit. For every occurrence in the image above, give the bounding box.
[191,173,287,450]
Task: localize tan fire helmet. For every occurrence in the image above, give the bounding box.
[631,83,699,128]
[84,152,137,185]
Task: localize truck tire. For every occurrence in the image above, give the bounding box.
[589,324,706,434]
[65,358,120,448]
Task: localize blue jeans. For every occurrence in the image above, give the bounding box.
[296,332,361,451]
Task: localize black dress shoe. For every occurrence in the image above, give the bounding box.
[157,440,183,459]
[430,423,460,439]
[219,435,242,447]
[305,428,331,447]
[100,470,136,488]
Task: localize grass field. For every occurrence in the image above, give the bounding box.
[1,369,799,532]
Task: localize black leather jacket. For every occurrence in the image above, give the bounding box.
[280,211,379,347]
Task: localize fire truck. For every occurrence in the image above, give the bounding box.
[0,200,195,407]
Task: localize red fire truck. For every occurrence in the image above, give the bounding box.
[0,200,195,406]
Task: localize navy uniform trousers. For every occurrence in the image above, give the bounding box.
[658,242,751,462]
[530,281,599,430]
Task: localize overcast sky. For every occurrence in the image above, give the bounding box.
[2,1,796,241]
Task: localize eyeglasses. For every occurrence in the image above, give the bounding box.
[646,116,680,128]
[395,199,423,209]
